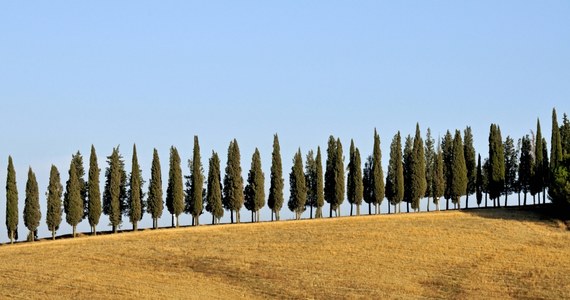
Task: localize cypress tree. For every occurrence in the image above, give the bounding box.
[65,159,83,237]
[188,136,204,226]
[410,124,426,212]
[166,146,184,227]
[450,130,467,208]
[268,134,284,221]
[223,139,244,223]
[6,156,18,243]
[442,131,453,210]
[334,138,345,217]
[463,127,476,209]
[386,132,404,213]
[288,149,307,220]
[315,147,324,218]
[206,151,223,224]
[46,165,63,240]
[347,140,363,216]
[488,124,505,206]
[482,158,490,206]
[372,129,385,214]
[103,147,123,233]
[325,136,337,217]
[87,145,101,235]
[64,152,87,220]
[518,136,533,206]
[24,167,41,242]
[403,135,413,213]
[305,150,317,218]
[424,128,435,212]
[531,120,544,204]
[244,148,265,222]
[363,156,373,214]
[432,141,445,211]
[476,154,483,207]
[551,108,563,170]
[541,138,549,204]
[147,149,163,229]
[561,113,570,156]
[503,136,518,207]
[128,144,144,231]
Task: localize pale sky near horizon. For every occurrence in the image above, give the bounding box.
[1,1,569,241]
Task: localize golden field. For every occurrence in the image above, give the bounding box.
[0,207,568,299]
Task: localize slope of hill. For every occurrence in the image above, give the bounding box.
[0,207,568,299]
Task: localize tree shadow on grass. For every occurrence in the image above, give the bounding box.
[461,204,570,230]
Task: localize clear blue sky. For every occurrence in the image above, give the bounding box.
[1,1,569,240]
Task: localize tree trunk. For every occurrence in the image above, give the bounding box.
[518,192,521,206]
[52,228,56,240]
[337,206,341,217]
[231,210,234,223]
[533,194,535,205]
[407,202,410,213]
[257,210,260,223]
[310,205,313,219]
[369,202,372,215]
[356,204,360,216]
[276,210,280,221]
[485,193,488,207]
[427,197,430,212]
[388,202,391,214]
[543,188,546,204]
[171,214,175,227]
[376,203,379,215]
[504,193,508,207]
[237,210,241,223]
[133,222,138,231]
[436,201,440,211]
[524,193,527,206]
[176,215,180,228]
[330,205,333,218]
[74,225,78,237]
[465,194,469,209]
[398,202,401,213]
[350,204,353,216]
[446,198,449,210]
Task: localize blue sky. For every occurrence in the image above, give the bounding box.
[1,1,569,240]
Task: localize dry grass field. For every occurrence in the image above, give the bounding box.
[0,206,568,299]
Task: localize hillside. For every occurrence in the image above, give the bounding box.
[0,207,568,299]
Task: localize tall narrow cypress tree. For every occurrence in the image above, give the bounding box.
[476,154,483,207]
[424,128,435,212]
[518,136,533,206]
[244,148,265,222]
[442,131,454,210]
[128,144,143,231]
[403,135,413,213]
[488,124,505,206]
[268,134,284,221]
[315,147,324,218]
[363,155,373,214]
[64,152,87,220]
[288,149,307,220]
[335,138,345,217]
[305,150,317,218]
[561,113,570,156]
[503,136,518,206]
[541,138,549,204]
[87,145,101,235]
[24,167,41,242]
[46,165,63,240]
[450,130,467,208]
[66,159,83,237]
[104,147,123,233]
[147,149,163,229]
[550,108,563,171]
[188,136,204,226]
[372,129,385,214]
[223,139,244,223]
[6,156,18,243]
[206,151,223,224]
[411,124,426,212]
[325,136,337,217]
[531,120,544,203]
[432,141,445,211]
[386,132,404,213]
[166,146,184,227]
[347,140,363,216]
[463,127,476,209]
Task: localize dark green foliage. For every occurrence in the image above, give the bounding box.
[432,141,445,210]
[187,136,205,226]
[424,128,435,211]
[541,138,549,204]
[315,147,325,218]
[166,146,184,227]
[87,145,101,234]
[324,136,345,217]
[442,131,454,209]
[103,147,126,233]
[347,140,363,216]
[482,158,490,206]
[206,151,224,224]
[363,155,373,214]
[46,165,63,239]
[463,127,477,208]
[386,132,404,212]
[548,154,570,208]
[24,167,41,242]
[371,129,385,213]
[244,148,265,222]
[6,156,18,243]
[305,150,317,218]
[488,124,505,205]
[450,130,467,207]
[288,149,307,220]
[65,158,84,237]
[551,108,563,170]
[410,124,427,212]
[128,144,144,230]
[147,149,163,229]
[64,152,87,219]
[561,113,570,156]
[403,135,413,212]
[476,154,483,207]
[223,139,244,223]
[268,134,284,221]
[531,120,545,200]
[503,136,518,206]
